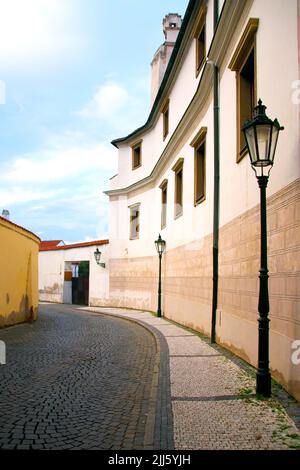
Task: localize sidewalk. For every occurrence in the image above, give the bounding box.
[81,306,300,450]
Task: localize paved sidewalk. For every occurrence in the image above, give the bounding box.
[82,306,300,450]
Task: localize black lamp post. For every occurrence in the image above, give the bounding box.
[242,99,284,397]
[155,234,166,317]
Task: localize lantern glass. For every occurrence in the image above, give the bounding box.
[94,248,101,264]
[269,123,280,164]
[244,125,257,165]
[256,123,272,166]
[155,235,166,255]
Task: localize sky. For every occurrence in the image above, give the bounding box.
[0,0,188,243]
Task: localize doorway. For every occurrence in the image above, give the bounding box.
[71,261,89,305]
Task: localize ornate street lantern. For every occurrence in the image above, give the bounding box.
[154,234,166,317]
[242,99,283,398]
[242,99,283,175]
[94,248,105,268]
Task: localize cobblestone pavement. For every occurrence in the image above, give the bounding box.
[0,304,157,450]
[84,306,300,450]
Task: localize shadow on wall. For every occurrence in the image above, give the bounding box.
[0,294,37,328]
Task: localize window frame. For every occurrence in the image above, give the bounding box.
[190,127,207,206]
[159,179,168,229]
[172,158,184,219]
[161,99,170,140]
[194,6,207,77]
[229,18,259,163]
[129,203,140,240]
[131,140,143,170]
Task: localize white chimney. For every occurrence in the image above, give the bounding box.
[1,209,10,220]
[150,13,182,106]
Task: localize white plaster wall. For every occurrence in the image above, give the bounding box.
[109,0,299,256]
[218,0,299,228]
[110,0,216,193]
[38,244,109,305]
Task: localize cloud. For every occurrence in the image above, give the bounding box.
[0,187,61,207]
[2,141,117,184]
[76,80,149,134]
[0,0,83,67]
[77,82,130,120]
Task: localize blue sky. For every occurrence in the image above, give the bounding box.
[0,0,188,243]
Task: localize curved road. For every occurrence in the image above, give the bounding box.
[0,304,157,450]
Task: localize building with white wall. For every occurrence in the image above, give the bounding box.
[39,239,109,306]
[105,0,300,400]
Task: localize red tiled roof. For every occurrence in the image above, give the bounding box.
[0,216,41,241]
[39,239,109,252]
[39,240,64,250]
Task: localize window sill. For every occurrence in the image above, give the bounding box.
[195,60,205,78]
[194,195,206,206]
[236,146,248,163]
[174,211,183,220]
[132,164,142,171]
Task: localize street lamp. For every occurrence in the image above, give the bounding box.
[155,234,166,317]
[94,248,106,268]
[242,99,284,397]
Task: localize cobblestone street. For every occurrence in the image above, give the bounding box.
[0,304,158,450]
[0,303,300,450]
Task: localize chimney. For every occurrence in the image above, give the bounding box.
[1,209,10,220]
[150,13,182,106]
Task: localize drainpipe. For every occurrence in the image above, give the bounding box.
[211,0,219,344]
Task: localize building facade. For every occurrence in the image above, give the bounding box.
[105,0,300,400]
[0,216,40,327]
[39,239,109,307]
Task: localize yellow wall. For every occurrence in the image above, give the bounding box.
[0,217,40,327]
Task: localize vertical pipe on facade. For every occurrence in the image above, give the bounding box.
[211,0,220,344]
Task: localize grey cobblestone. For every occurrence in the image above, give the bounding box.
[86,306,300,450]
[0,304,157,450]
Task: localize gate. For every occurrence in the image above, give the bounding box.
[72,261,89,305]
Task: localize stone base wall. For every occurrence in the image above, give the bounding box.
[108,178,300,400]
[217,177,300,400]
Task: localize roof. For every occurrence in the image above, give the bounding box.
[0,215,41,242]
[111,0,196,148]
[39,239,109,252]
[39,240,64,250]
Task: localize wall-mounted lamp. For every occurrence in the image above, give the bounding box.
[94,248,105,268]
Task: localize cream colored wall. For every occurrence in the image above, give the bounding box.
[39,244,109,305]
[218,0,300,229]
[0,218,40,327]
[107,0,300,400]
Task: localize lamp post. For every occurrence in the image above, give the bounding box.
[155,234,166,317]
[242,99,284,397]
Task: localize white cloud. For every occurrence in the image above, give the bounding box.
[75,79,150,135]
[77,82,130,120]
[0,187,61,206]
[2,141,117,184]
[0,0,82,67]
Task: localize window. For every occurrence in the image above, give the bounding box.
[131,141,142,169]
[194,7,207,77]
[162,100,169,140]
[196,24,205,73]
[129,204,140,239]
[190,127,207,205]
[229,18,259,162]
[239,49,255,155]
[160,179,168,229]
[172,158,184,218]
